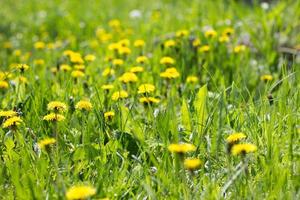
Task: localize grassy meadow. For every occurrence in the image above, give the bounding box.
[0,0,299,199]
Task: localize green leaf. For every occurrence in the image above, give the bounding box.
[194,84,208,135]
[181,99,191,133]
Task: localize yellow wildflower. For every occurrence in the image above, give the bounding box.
[71,70,85,78]
[112,59,124,66]
[118,46,131,55]
[16,64,29,72]
[130,66,144,73]
[139,97,160,104]
[60,64,72,72]
[184,158,202,170]
[101,84,114,90]
[226,133,246,144]
[233,45,246,53]
[219,35,230,43]
[231,143,257,155]
[70,52,84,64]
[133,39,145,47]
[136,56,148,64]
[47,101,67,112]
[222,27,235,36]
[104,111,115,120]
[66,185,96,200]
[164,40,176,48]
[192,39,201,47]
[102,68,115,77]
[260,75,273,81]
[204,29,217,38]
[75,100,93,111]
[111,90,129,101]
[38,138,56,149]
[34,41,45,49]
[168,143,196,154]
[13,49,22,56]
[84,54,96,62]
[119,72,138,83]
[198,45,210,53]
[43,113,65,122]
[2,116,23,128]
[160,57,175,65]
[186,76,198,83]
[160,67,180,79]
[0,81,9,89]
[0,110,17,118]
[176,29,189,37]
[34,59,45,65]
[138,84,155,94]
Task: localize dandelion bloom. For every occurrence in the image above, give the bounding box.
[16,64,29,72]
[198,45,210,53]
[231,143,257,155]
[71,70,85,78]
[101,84,114,90]
[18,76,28,84]
[160,68,180,79]
[75,100,93,111]
[219,35,230,43]
[226,132,246,144]
[112,59,124,66]
[111,90,129,101]
[204,29,217,38]
[102,68,115,77]
[260,75,273,81]
[233,45,246,53]
[136,56,148,64]
[164,40,176,48]
[84,54,96,62]
[38,138,56,149]
[34,41,45,49]
[66,185,96,200]
[192,39,201,47]
[168,143,196,154]
[118,39,130,47]
[70,53,84,64]
[186,76,198,83]
[119,72,138,83]
[0,110,17,118]
[138,84,155,94]
[34,59,45,65]
[108,43,121,51]
[160,57,175,65]
[118,46,131,55]
[130,66,144,73]
[2,116,23,128]
[13,49,22,56]
[222,27,235,36]
[176,29,189,37]
[139,97,160,104]
[47,101,67,112]
[0,81,9,89]
[184,158,202,170]
[60,64,72,72]
[104,111,115,120]
[74,64,85,71]
[43,113,65,122]
[134,39,145,47]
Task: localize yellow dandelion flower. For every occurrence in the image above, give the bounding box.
[184,158,202,170]
[233,45,246,53]
[0,110,17,118]
[168,143,196,154]
[139,97,160,104]
[104,111,115,120]
[13,49,22,56]
[109,19,121,28]
[136,56,148,64]
[222,27,235,36]
[219,35,230,43]
[118,39,130,47]
[204,29,217,38]
[192,38,201,47]
[3,41,12,49]
[138,84,155,94]
[75,100,93,111]
[63,50,75,57]
[186,76,198,83]
[16,64,29,72]
[17,76,28,84]
[108,43,121,51]
[130,66,144,73]
[231,143,257,155]
[119,72,138,83]
[74,64,85,71]
[60,64,72,72]
[226,132,246,144]
[102,68,115,77]
[112,59,124,66]
[133,39,145,47]
[70,53,84,64]
[84,54,96,62]
[160,57,175,65]
[111,90,129,101]
[176,29,189,37]
[71,70,85,78]
[0,81,9,89]
[260,75,273,81]
[101,84,114,90]
[43,113,65,122]
[47,101,67,112]
[34,59,45,65]
[38,138,56,149]
[66,185,96,200]
[160,67,180,79]
[164,40,176,48]
[34,41,45,49]
[2,116,23,128]
[198,45,210,53]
